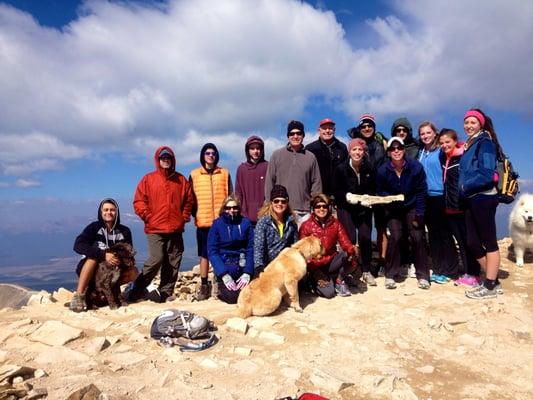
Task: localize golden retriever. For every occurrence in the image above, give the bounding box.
[237,236,323,318]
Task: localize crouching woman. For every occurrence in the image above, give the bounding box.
[299,194,357,298]
[207,196,254,304]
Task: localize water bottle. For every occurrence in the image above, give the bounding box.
[239,253,246,268]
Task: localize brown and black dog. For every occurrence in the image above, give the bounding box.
[86,243,138,310]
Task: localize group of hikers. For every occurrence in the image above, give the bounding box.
[69,107,503,312]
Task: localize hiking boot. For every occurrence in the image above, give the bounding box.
[465,285,497,300]
[334,281,351,297]
[69,292,86,313]
[385,278,397,289]
[454,274,481,287]
[418,278,430,290]
[196,282,212,301]
[362,272,377,286]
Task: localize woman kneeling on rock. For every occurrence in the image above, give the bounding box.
[299,194,357,298]
[207,196,254,304]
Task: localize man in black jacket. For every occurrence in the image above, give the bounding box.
[305,118,348,199]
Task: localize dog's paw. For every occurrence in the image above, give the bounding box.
[294,306,303,313]
[516,259,524,267]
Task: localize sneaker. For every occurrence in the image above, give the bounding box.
[408,264,417,278]
[454,274,481,287]
[385,278,397,289]
[335,281,351,297]
[465,285,497,300]
[431,274,450,284]
[69,292,87,313]
[362,272,377,286]
[196,282,212,301]
[467,281,504,295]
[418,279,430,290]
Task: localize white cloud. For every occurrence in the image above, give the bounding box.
[15,178,41,188]
[0,0,532,183]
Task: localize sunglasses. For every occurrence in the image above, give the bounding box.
[313,204,329,210]
[205,151,217,156]
[159,156,172,160]
[224,205,240,211]
[390,146,405,151]
[272,199,288,205]
[288,131,304,137]
[395,127,408,133]
[360,124,373,129]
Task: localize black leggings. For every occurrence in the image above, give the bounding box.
[337,208,373,273]
[464,195,499,259]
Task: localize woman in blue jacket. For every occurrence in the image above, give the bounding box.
[417,122,459,283]
[376,137,430,290]
[207,196,254,304]
[459,109,501,299]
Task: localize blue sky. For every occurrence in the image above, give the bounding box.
[0,0,532,273]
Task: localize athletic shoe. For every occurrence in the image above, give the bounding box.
[454,274,481,287]
[362,272,377,286]
[196,282,212,301]
[418,279,430,289]
[335,281,351,297]
[385,278,397,289]
[69,292,87,313]
[465,285,497,299]
[431,274,450,284]
[467,281,504,295]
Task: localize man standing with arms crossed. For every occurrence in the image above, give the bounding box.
[266,120,322,225]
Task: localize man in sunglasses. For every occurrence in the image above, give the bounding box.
[390,117,419,160]
[189,143,232,300]
[266,120,322,225]
[129,146,194,303]
[305,118,348,199]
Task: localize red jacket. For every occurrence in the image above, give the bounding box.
[299,215,354,271]
[133,146,194,234]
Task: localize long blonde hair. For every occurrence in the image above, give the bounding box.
[218,195,241,216]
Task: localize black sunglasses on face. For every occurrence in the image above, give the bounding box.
[272,199,288,205]
[395,127,407,133]
[314,204,329,210]
[288,131,303,137]
[360,124,373,129]
[224,206,239,211]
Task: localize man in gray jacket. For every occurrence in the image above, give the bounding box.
[265,120,322,225]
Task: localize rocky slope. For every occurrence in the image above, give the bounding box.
[0,239,532,400]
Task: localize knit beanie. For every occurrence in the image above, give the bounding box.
[359,113,376,129]
[270,185,289,200]
[348,138,367,152]
[287,120,305,137]
[464,110,485,127]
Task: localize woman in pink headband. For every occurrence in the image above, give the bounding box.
[459,108,502,299]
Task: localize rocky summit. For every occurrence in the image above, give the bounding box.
[0,239,532,400]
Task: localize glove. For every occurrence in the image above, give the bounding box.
[236,273,251,290]
[222,274,238,291]
[411,215,424,229]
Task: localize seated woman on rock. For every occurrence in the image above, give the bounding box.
[207,195,254,304]
[70,198,134,312]
[254,185,299,275]
[299,194,357,298]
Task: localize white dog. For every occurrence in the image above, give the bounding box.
[509,193,533,267]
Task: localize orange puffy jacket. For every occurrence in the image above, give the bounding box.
[133,146,194,234]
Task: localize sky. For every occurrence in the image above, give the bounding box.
[1,0,532,275]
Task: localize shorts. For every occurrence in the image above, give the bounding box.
[196,227,211,258]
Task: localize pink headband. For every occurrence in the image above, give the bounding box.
[464,110,485,127]
[348,138,367,152]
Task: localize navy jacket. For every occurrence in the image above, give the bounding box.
[458,131,497,198]
[207,213,254,278]
[305,137,348,197]
[376,159,427,216]
[333,159,376,214]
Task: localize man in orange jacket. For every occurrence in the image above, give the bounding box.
[129,146,194,303]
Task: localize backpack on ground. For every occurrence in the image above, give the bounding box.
[150,309,218,352]
[496,148,519,204]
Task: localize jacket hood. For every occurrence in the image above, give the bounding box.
[153,146,176,174]
[98,198,120,229]
[200,143,220,169]
[244,135,265,163]
[391,117,414,144]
